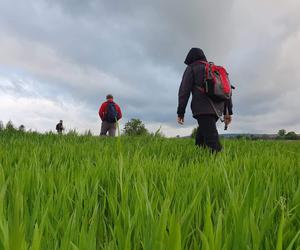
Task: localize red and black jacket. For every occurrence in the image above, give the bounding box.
[98,99,122,121]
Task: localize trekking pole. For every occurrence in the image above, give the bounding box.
[224,123,228,131]
[224,107,228,130]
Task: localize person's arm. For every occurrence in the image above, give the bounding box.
[224,98,233,127]
[177,66,193,124]
[99,103,106,121]
[223,98,233,115]
[116,104,122,120]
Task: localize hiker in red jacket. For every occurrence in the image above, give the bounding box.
[98,94,122,136]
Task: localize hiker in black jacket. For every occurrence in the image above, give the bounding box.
[56,120,64,134]
[177,48,233,153]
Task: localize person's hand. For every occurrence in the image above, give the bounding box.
[224,115,232,126]
[177,116,184,125]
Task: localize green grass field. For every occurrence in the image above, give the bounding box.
[0,131,300,249]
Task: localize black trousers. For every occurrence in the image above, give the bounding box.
[195,115,222,153]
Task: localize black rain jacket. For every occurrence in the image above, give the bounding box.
[177,48,233,118]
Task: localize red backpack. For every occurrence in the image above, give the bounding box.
[198,61,232,102]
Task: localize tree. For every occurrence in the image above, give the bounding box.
[0,121,3,131]
[123,119,148,136]
[285,131,298,140]
[277,129,286,137]
[6,120,16,131]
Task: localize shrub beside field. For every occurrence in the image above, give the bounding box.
[0,131,300,249]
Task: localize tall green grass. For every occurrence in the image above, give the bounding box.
[0,131,299,249]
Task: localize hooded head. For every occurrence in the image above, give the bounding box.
[184,48,207,65]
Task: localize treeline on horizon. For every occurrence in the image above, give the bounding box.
[1,120,299,140]
[0,119,165,138]
[190,127,300,141]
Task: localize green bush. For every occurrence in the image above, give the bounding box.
[123,118,149,136]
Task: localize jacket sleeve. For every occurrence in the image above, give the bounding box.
[223,98,233,115]
[116,104,122,120]
[99,103,106,120]
[177,66,194,118]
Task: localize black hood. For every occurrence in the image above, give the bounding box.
[184,48,207,65]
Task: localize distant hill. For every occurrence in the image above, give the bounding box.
[176,134,280,140]
[176,133,300,140]
[220,133,278,139]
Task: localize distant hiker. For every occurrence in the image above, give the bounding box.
[56,120,64,134]
[98,94,122,136]
[177,48,233,153]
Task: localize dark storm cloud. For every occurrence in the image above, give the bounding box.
[0,0,235,116]
[44,0,236,68]
[1,0,300,134]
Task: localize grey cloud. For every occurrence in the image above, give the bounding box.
[0,0,300,135]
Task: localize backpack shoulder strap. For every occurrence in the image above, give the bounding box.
[206,97,224,122]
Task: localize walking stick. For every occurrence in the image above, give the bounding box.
[224,107,229,130]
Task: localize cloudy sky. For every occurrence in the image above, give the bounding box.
[0,0,300,136]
